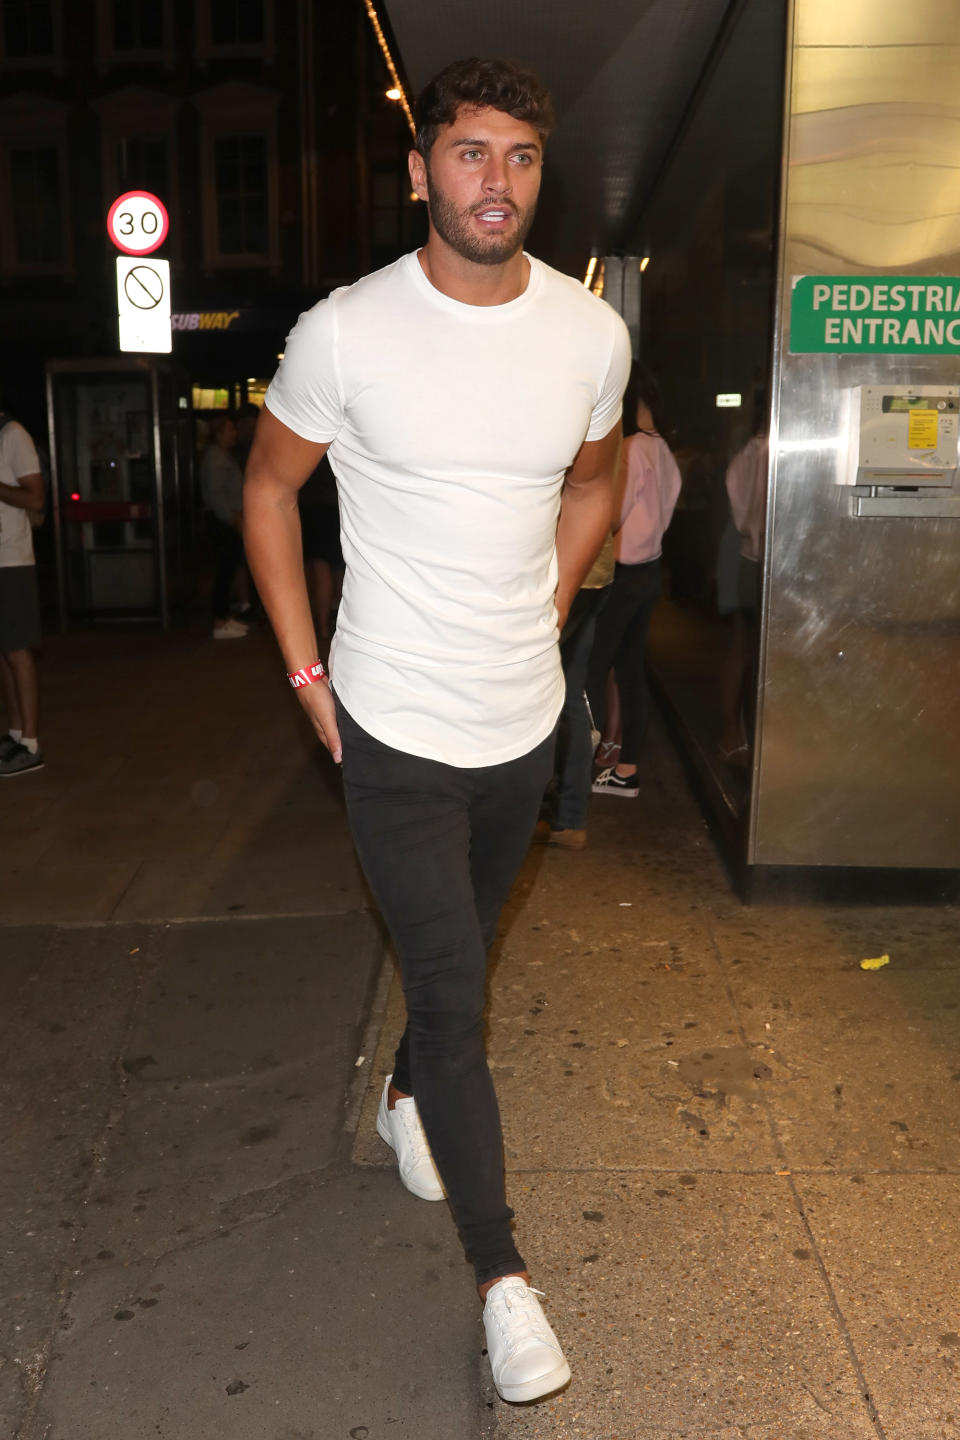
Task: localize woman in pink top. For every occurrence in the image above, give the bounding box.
[587,364,681,797]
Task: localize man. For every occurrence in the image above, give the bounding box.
[244,57,630,1403]
[0,408,46,777]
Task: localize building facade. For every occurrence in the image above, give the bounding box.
[0,0,420,432]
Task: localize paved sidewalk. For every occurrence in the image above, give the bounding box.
[3,624,960,1439]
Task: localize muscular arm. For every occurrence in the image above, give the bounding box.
[0,472,43,512]
[553,426,621,630]
[243,406,342,759]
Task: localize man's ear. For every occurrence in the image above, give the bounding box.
[408,148,429,202]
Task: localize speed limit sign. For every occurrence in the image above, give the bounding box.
[107,190,169,256]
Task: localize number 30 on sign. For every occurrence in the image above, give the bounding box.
[107,190,169,256]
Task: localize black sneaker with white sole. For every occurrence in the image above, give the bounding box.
[591,766,639,798]
[0,733,22,762]
[0,742,44,777]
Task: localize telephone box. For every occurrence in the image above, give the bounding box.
[46,357,195,627]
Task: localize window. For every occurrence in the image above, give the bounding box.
[117,134,168,197]
[96,90,178,254]
[0,93,71,274]
[10,144,63,264]
[210,0,262,46]
[3,0,53,56]
[0,0,63,66]
[112,0,163,50]
[195,0,273,62]
[195,82,279,269]
[214,133,267,255]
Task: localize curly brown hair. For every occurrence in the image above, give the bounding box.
[414,57,554,160]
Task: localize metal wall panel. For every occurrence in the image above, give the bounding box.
[754,0,960,866]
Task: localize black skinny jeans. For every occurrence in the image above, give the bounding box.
[336,698,555,1285]
[586,557,662,765]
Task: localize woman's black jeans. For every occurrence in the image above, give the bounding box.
[336,697,555,1285]
[586,558,662,765]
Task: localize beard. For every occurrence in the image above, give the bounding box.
[425,171,537,266]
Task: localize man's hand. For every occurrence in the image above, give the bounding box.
[296,680,342,764]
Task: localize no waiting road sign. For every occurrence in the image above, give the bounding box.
[107,190,169,256]
[116,256,171,353]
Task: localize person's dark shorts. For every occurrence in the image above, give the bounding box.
[0,565,41,651]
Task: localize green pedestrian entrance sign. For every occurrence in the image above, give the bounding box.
[790,276,960,354]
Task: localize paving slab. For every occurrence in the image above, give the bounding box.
[489,932,780,1173]
[0,924,150,1437]
[728,952,960,1173]
[4,859,144,924]
[797,1174,960,1440]
[32,1173,479,1440]
[69,914,380,1261]
[488,1172,878,1440]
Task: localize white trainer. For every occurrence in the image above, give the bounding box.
[483,1277,571,1404]
[375,1074,445,1201]
[213,617,248,639]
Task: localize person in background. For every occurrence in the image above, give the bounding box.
[0,407,46,777]
[200,414,248,640]
[541,532,614,848]
[588,362,681,797]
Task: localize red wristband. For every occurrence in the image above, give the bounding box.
[288,659,327,690]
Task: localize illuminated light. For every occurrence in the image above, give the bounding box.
[716,393,742,408]
[409,190,419,202]
[583,255,597,288]
[71,491,80,500]
[276,352,284,360]
[361,0,415,136]
[639,255,650,272]
[385,87,401,101]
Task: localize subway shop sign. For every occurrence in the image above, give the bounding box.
[790,276,960,354]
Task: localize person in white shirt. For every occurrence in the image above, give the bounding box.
[588,364,681,797]
[0,409,46,777]
[244,57,630,1404]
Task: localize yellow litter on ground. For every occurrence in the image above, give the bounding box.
[860,954,890,971]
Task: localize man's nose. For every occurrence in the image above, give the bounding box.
[482,159,511,194]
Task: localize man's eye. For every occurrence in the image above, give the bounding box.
[463,150,482,161]
[511,153,532,165]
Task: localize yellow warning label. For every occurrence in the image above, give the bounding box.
[908,408,938,450]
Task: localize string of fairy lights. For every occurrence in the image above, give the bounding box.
[361,0,416,137]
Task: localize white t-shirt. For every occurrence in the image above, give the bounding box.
[0,419,40,568]
[265,250,631,766]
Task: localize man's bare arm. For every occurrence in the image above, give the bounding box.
[0,472,43,512]
[243,406,342,759]
[554,426,621,630]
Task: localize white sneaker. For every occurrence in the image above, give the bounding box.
[375,1075,445,1201]
[483,1277,571,1404]
[213,618,248,639]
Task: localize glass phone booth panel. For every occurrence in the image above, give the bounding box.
[46,358,191,626]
